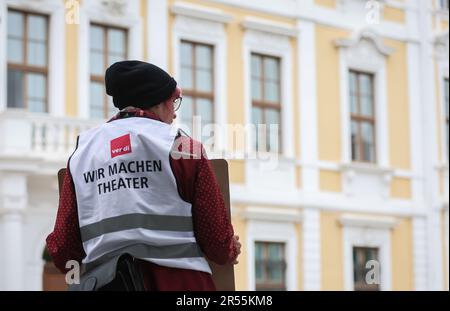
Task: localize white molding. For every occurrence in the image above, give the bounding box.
[185,0,419,44]
[230,183,426,217]
[435,42,449,166]
[337,30,391,168]
[1,0,66,117]
[242,24,296,193]
[241,206,303,223]
[148,0,168,69]
[171,1,233,24]
[340,162,393,176]
[335,29,395,57]
[243,28,295,159]
[78,0,143,119]
[339,213,398,230]
[241,16,298,38]
[247,219,298,291]
[341,215,393,291]
[171,14,228,152]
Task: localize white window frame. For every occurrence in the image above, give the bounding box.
[340,214,397,291]
[246,212,299,291]
[171,3,230,155]
[77,0,143,119]
[0,0,65,116]
[438,65,449,165]
[243,20,296,159]
[337,30,392,168]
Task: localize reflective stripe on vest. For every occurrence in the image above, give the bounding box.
[80,213,194,242]
[69,118,211,274]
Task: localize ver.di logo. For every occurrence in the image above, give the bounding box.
[110,134,132,159]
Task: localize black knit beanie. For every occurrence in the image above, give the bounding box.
[105,60,177,110]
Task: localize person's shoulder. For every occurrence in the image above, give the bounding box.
[172,132,205,160]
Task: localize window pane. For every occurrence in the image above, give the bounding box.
[108,29,126,54]
[268,263,283,282]
[181,67,193,89]
[252,78,261,101]
[7,11,23,38]
[349,71,357,95]
[266,109,280,152]
[27,41,47,66]
[255,262,264,281]
[107,95,117,118]
[267,243,282,260]
[196,98,213,124]
[90,26,104,51]
[360,95,373,117]
[350,95,358,114]
[255,243,263,260]
[196,45,212,70]
[252,107,263,151]
[251,54,261,78]
[178,96,193,126]
[359,74,372,96]
[90,82,104,119]
[264,81,280,102]
[195,69,212,92]
[26,73,46,100]
[264,57,279,81]
[252,107,263,125]
[351,121,359,161]
[353,247,380,291]
[361,121,375,162]
[28,99,45,113]
[27,15,47,41]
[108,54,125,67]
[90,51,104,76]
[180,42,192,66]
[7,70,24,108]
[7,38,24,63]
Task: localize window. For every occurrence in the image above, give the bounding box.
[444,78,449,160]
[251,54,282,153]
[350,70,376,163]
[178,41,214,139]
[440,0,449,10]
[90,24,127,119]
[255,242,286,291]
[353,247,380,291]
[7,10,48,113]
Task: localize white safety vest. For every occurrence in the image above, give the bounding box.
[69,117,212,274]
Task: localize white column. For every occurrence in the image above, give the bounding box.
[0,0,7,112]
[445,205,449,290]
[427,210,444,290]
[407,40,425,205]
[412,216,428,290]
[302,208,321,290]
[0,173,27,291]
[298,20,319,193]
[147,0,168,70]
[416,0,445,291]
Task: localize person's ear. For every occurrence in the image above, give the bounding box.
[163,99,173,111]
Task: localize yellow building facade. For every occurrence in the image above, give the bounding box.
[0,0,448,290]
